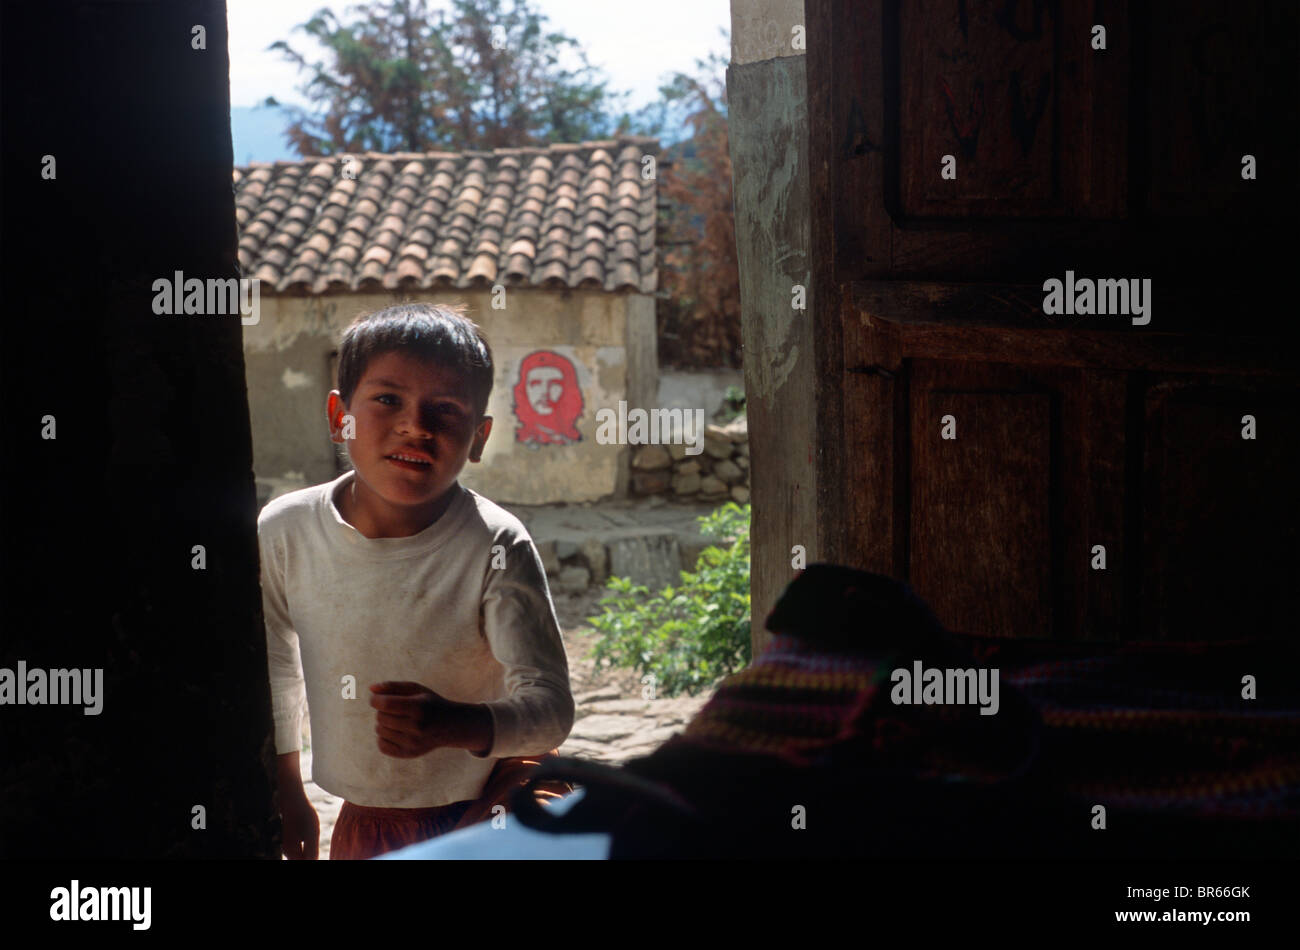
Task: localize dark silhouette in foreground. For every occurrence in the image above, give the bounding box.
[509,565,1300,859]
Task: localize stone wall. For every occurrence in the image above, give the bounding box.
[628,415,750,504]
[519,501,732,596]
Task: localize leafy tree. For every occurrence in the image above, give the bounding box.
[264,0,630,155]
[640,45,741,369]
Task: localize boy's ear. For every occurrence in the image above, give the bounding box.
[469,415,492,463]
[327,391,351,444]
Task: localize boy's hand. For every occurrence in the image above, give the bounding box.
[369,682,491,757]
[280,792,319,860]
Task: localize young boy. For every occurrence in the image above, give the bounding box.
[259,302,575,860]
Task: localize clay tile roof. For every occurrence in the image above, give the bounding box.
[466,254,498,284]
[235,139,658,294]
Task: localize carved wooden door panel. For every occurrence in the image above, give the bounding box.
[813,0,1299,640]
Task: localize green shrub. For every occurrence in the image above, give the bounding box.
[587,503,751,697]
[717,385,746,423]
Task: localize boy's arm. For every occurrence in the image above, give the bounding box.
[476,536,575,759]
[260,526,308,756]
[277,750,307,796]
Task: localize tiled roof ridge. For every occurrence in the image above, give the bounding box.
[234,136,659,296]
[236,134,662,168]
[239,135,661,166]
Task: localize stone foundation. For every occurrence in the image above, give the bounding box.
[628,414,750,505]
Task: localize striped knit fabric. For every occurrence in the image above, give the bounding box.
[673,634,890,762]
[995,646,1300,819]
[515,567,1299,857]
[639,628,1300,822]
[665,634,1040,786]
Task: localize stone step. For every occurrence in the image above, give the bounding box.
[508,499,730,593]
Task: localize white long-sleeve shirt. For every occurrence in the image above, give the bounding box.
[258,471,574,808]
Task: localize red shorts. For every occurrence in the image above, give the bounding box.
[329,750,573,860]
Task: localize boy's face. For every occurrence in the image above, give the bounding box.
[327,350,491,529]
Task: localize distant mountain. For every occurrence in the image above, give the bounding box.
[229,104,300,165]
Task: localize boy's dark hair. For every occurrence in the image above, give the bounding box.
[337,302,494,417]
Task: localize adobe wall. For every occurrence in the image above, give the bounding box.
[243,289,657,505]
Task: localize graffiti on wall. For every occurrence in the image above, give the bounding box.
[513,350,583,447]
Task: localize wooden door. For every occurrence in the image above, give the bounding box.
[809,0,1299,641]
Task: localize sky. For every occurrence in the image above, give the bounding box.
[225,0,731,163]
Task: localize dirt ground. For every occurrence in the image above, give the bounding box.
[554,588,648,699]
